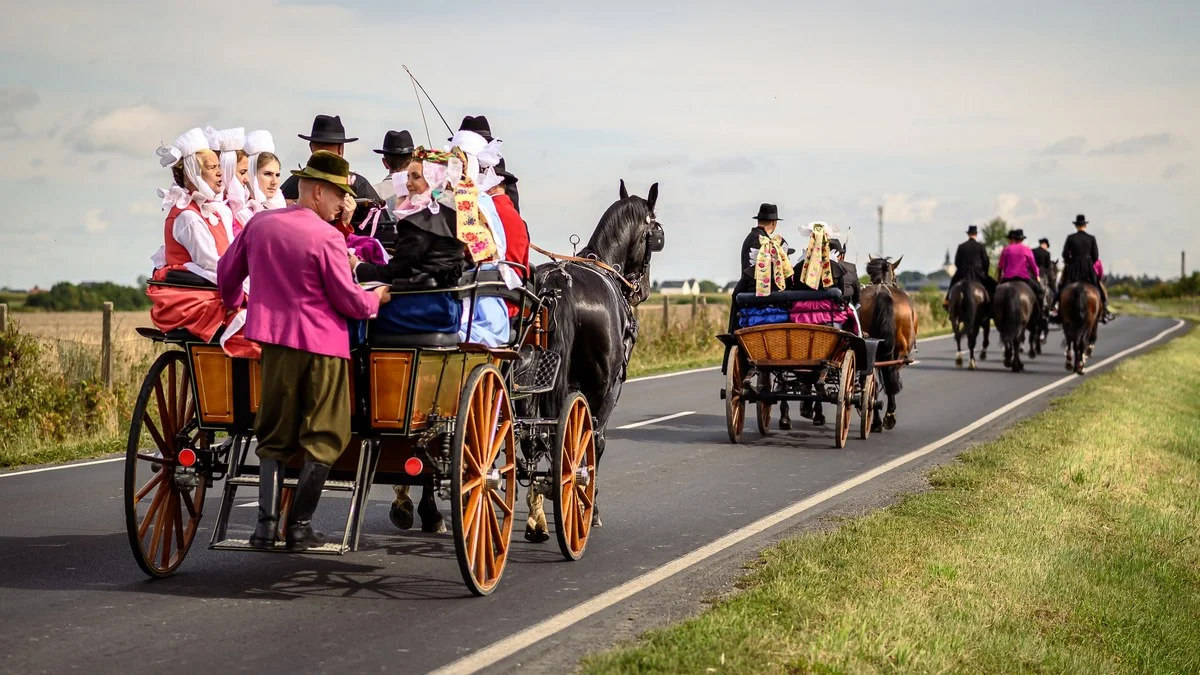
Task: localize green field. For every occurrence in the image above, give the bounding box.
[585,319,1200,673]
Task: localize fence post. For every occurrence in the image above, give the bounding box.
[691,294,699,325]
[0,303,7,333]
[101,302,113,389]
[662,293,670,329]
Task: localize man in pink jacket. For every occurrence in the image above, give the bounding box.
[218,150,391,551]
[996,228,1044,317]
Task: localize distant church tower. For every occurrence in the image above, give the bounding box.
[942,249,956,276]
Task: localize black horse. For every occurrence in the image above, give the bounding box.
[523,180,662,541]
[947,277,990,370]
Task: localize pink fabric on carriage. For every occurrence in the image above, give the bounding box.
[789,299,855,332]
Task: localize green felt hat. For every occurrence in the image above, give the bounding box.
[290,150,356,197]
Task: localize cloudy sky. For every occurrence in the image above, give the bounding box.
[1,0,1197,289]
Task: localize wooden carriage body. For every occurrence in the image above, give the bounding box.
[125,266,595,596]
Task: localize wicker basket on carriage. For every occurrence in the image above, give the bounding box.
[734,323,852,367]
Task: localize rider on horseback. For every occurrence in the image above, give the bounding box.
[1059,214,1111,323]
[997,229,1044,317]
[943,224,996,309]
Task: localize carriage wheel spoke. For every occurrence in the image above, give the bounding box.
[135,472,164,503]
[159,496,176,569]
[136,452,169,465]
[179,488,199,520]
[461,483,483,538]
[576,484,593,510]
[487,498,505,555]
[177,367,191,428]
[138,483,169,540]
[487,420,511,467]
[472,498,490,578]
[154,380,174,441]
[560,485,574,539]
[460,475,483,496]
[488,488,512,517]
[147,489,170,562]
[497,462,515,476]
[142,415,170,457]
[168,361,177,433]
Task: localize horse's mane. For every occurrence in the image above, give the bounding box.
[584,197,650,263]
[866,258,893,284]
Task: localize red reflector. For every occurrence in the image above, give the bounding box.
[178,448,197,467]
[404,457,424,476]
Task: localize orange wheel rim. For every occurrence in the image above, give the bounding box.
[461,369,514,592]
[560,397,595,556]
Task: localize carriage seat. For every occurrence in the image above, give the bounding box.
[451,268,536,307]
[367,331,459,348]
[157,269,217,289]
[136,326,224,344]
[735,288,843,307]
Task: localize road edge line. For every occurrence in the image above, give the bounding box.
[428,318,1185,675]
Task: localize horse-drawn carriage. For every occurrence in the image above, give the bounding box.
[718,289,882,448]
[123,266,596,595]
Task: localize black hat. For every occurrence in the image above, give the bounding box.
[829,238,845,253]
[298,114,358,144]
[1072,214,1088,226]
[289,150,356,197]
[1038,237,1050,246]
[1007,229,1026,241]
[494,158,518,185]
[449,115,495,142]
[753,203,782,221]
[373,130,414,155]
[966,224,979,235]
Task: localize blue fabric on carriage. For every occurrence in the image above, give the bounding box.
[737,306,791,328]
[458,263,514,348]
[735,288,843,307]
[347,291,461,349]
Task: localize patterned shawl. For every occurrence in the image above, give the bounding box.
[755,234,794,296]
[799,222,834,290]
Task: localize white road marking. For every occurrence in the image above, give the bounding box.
[429,319,1186,675]
[0,457,123,479]
[615,411,695,430]
[626,367,719,383]
[235,501,258,508]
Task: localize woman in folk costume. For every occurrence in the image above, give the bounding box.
[234,129,287,226]
[790,221,855,330]
[727,203,795,330]
[204,127,251,235]
[147,127,258,359]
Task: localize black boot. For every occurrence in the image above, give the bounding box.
[812,403,826,426]
[249,459,281,548]
[286,461,332,552]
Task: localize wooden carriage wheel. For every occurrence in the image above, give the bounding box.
[858,371,876,441]
[552,392,596,561]
[450,364,517,596]
[725,346,746,444]
[833,351,856,449]
[124,350,208,578]
[755,372,773,436]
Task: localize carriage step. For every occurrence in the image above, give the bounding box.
[226,476,356,491]
[211,538,348,555]
[512,349,560,394]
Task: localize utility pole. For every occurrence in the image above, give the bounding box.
[877,205,884,257]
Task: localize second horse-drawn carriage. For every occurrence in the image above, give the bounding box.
[124,265,597,595]
[719,289,883,448]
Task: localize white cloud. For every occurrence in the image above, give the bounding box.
[127,200,159,215]
[70,104,186,157]
[880,193,939,224]
[84,208,110,233]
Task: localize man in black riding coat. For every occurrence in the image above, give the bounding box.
[944,224,997,308]
[1033,237,1053,277]
[1059,213,1110,323]
[727,203,792,334]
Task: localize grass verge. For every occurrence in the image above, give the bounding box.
[584,322,1200,673]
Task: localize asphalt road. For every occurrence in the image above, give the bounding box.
[0,316,1185,674]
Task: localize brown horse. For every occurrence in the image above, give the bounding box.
[1059,282,1101,374]
[859,256,919,431]
[947,278,990,370]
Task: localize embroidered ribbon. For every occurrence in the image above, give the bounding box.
[453,176,498,262]
[755,234,793,296]
[800,223,834,290]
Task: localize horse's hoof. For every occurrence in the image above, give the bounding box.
[883,413,897,431]
[591,511,604,528]
[968,359,977,370]
[1003,358,1012,369]
[389,498,415,530]
[1065,361,1073,372]
[955,354,963,368]
[524,523,550,543]
[979,351,988,361]
[812,414,826,427]
[1085,346,1094,357]
[799,406,814,420]
[420,512,447,534]
[779,419,791,431]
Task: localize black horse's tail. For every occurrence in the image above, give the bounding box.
[869,287,903,396]
[950,283,976,338]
